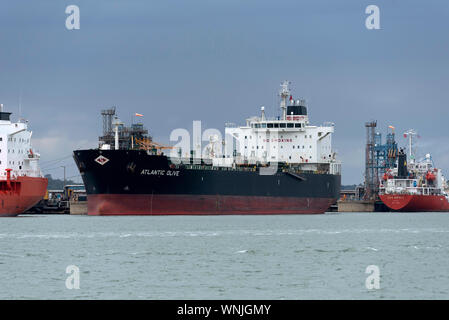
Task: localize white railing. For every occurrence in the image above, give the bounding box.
[0,169,43,180]
[380,186,442,196]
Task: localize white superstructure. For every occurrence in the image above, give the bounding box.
[380,151,448,197]
[206,81,341,174]
[0,104,42,179]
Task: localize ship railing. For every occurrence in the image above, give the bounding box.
[20,169,43,177]
[170,162,332,175]
[178,164,259,172]
[0,169,42,180]
[380,186,442,196]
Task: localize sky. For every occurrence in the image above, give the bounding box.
[0,0,448,184]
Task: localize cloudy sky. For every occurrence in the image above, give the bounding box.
[0,0,448,184]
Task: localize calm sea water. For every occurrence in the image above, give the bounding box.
[0,212,448,299]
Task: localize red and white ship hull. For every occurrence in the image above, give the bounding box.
[0,176,48,217]
[379,194,449,212]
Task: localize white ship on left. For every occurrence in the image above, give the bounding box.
[0,103,47,216]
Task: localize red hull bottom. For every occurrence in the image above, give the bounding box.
[88,194,336,215]
[0,176,48,217]
[379,194,449,212]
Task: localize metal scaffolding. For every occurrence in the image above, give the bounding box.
[101,107,116,137]
[374,131,398,176]
[364,121,377,200]
[364,121,399,200]
[99,107,150,150]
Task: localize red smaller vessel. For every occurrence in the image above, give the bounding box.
[0,104,47,217]
[379,147,449,212]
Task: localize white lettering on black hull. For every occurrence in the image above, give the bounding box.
[140,169,179,176]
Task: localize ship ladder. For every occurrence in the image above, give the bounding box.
[286,171,307,181]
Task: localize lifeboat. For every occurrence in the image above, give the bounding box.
[426,171,436,181]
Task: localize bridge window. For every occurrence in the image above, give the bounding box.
[287,123,294,128]
[295,123,301,128]
[267,123,273,128]
[280,123,286,128]
[274,123,279,128]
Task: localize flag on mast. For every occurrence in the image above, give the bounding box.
[135,113,143,117]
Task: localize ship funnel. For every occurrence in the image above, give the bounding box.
[397,149,408,178]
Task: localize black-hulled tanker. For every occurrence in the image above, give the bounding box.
[73,82,341,215]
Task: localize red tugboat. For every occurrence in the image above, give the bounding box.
[0,104,48,217]
[379,145,449,212]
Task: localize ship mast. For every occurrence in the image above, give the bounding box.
[279,80,291,120]
[112,116,123,150]
[404,129,418,162]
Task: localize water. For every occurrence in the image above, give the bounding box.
[0,212,448,299]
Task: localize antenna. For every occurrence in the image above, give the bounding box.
[19,90,22,119]
[279,80,291,120]
[403,129,418,160]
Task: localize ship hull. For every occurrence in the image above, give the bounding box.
[379,194,449,212]
[88,194,335,215]
[74,149,341,216]
[0,176,48,217]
